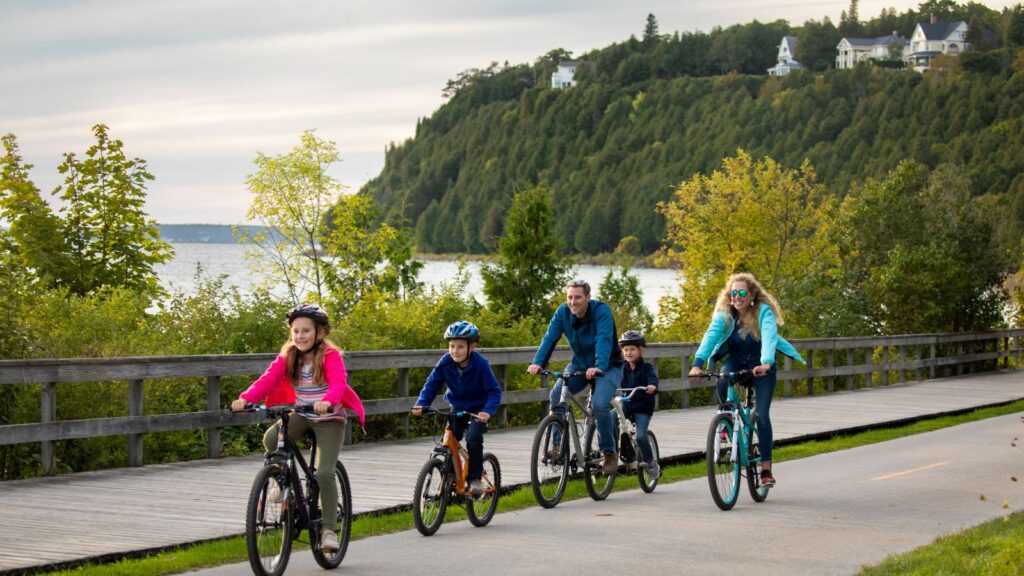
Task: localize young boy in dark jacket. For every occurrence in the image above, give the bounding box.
[412,321,502,496]
[618,330,660,479]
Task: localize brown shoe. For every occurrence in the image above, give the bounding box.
[601,452,618,476]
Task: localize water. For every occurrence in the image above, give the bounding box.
[156,243,681,315]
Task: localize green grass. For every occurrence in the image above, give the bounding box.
[42,399,1024,576]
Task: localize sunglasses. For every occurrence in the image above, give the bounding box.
[730,289,749,298]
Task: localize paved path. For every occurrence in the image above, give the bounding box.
[1,371,1023,573]
[190,412,1024,576]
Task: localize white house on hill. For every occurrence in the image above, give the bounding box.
[551,61,579,89]
[836,33,909,68]
[906,17,969,71]
[767,36,801,76]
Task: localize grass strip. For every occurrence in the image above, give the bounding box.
[37,399,1024,576]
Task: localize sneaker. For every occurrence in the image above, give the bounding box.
[266,479,283,504]
[719,428,730,443]
[546,446,561,460]
[320,529,339,552]
[601,452,619,476]
[760,469,776,487]
[468,479,485,498]
[647,461,661,481]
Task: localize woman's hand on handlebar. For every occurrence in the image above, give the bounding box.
[752,363,771,377]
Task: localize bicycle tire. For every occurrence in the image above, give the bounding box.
[583,421,615,500]
[245,464,293,576]
[746,426,770,503]
[312,461,353,568]
[638,430,660,493]
[707,412,740,511]
[467,453,501,527]
[412,457,450,536]
[529,414,570,508]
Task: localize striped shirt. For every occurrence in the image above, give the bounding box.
[295,364,347,423]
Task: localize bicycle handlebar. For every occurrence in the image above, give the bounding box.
[689,368,756,381]
[536,369,596,379]
[412,407,485,421]
[615,386,648,399]
[233,403,321,416]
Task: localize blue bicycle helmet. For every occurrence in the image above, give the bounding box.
[618,330,646,347]
[444,320,480,343]
[286,303,331,331]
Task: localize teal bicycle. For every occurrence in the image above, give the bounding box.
[694,369,770,510]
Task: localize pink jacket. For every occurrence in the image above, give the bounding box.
[239,347,366,426]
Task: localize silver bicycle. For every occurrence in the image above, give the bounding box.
[529,370,616,508]
[610,387,661,493]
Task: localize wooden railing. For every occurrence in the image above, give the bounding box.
[1,329,1021,475]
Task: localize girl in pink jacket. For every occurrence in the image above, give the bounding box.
[231,303,363,552]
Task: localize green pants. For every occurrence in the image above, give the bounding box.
[263,416,345,528]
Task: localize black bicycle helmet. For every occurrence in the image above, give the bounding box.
[286,303,331,331]
[618,329,646,347]
[444,320,480,343]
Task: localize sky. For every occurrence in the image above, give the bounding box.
[2,1,1017,224]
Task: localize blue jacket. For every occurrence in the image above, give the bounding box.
[621,358,658,415]
[532,299,622,373]
[415,351,503,415]
[693,303,804,368]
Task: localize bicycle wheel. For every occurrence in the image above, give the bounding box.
[638,431,660,493]
[530,414,569,508]
[312,461,353,568]
[467,453,501,527]
[412,457,450,536]
[707,412,740,511]
[245,464,293,576]
[746,427,770,503]
[583,421,615,500]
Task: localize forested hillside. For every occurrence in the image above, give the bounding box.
[360,4,1024,256]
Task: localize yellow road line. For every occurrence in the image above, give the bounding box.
[872,461,952,481]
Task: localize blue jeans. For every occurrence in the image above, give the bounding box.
[549,363,622,453]
[623,404,654,464]
[449,415,487,482]
[716,360,776,462]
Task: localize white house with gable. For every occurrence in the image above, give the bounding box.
[551,61,579,89]
[836,33,909,68]
[767,36,801,76]
[906,17,970,71]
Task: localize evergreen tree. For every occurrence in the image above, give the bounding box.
[643,13,660,47]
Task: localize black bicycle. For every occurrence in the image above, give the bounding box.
[238,404,353,576]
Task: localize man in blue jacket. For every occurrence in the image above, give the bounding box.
[528,279,623,475]
[412,321,502,496]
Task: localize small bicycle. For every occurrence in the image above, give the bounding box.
[692,369,770,510]
[610,387,661,493]
[238,404,353,576]
[529,370,615,508]
[411,409,501,536]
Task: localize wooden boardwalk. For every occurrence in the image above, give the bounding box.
[2,371,1023,573]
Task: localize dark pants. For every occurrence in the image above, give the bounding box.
[449,415,487,481]
[716,360,776,462]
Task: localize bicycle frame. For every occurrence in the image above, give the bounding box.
[610,389,643,468]
[265,411,322,536]
[717,379,758,469]
[550,374,596,471]
[433,416,470,496]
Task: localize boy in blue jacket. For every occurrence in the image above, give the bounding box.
[412,321,502,496]
[618,330,660,480]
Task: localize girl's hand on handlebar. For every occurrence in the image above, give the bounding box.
[230,398,247,412]
[688,366,703,377]
[313,401,332,415]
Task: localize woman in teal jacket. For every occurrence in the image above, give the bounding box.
[688,272,803,487]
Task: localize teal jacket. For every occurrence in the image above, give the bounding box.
[693,303,804,368]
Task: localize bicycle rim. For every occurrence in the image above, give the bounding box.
[246,465,293,576]
[707,413,740,510]
[530,414,569,508]
[312,461,352,567]
[412,458,449,535]
[467,453,501,527]
[583,422,615,500]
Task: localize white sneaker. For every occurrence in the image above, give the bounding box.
[647,461,661,480]
[320,529,339,552]
[468,479,485,497]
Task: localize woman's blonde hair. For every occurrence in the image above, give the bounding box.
[713,272,783,341]
[279,325,342,386]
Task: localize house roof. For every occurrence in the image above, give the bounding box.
[918,20,965,41]
[783,36,797,52]
[557,60,580,67]
[842,34,909,48]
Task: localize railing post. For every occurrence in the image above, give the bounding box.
[957,341,965,376]
[539,372,551,421]
[205,375,221,459]
[495,364,508,427]
[881,346,890,387]
[806,350,814,395]
[896,343,905,384]
[679,355,690,409]
[128,379,144,467]
[40,382,56,476]
[846,349,854,390]
[783,356,792,396]
[1003,336,1009,369]
[397,368,409,436]
[929,341,936,380]
[826,347,835,392]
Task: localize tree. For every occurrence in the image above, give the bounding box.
[53,124,173,297]
[240,130,420,309]
[643,13,660,47]
[599,266,653,333]
[797,18,841,71]
[657,150,839,339]
[837,161,1007,333]
[480,185,570,319]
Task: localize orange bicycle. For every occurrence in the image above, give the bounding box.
[411,409,501,535]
